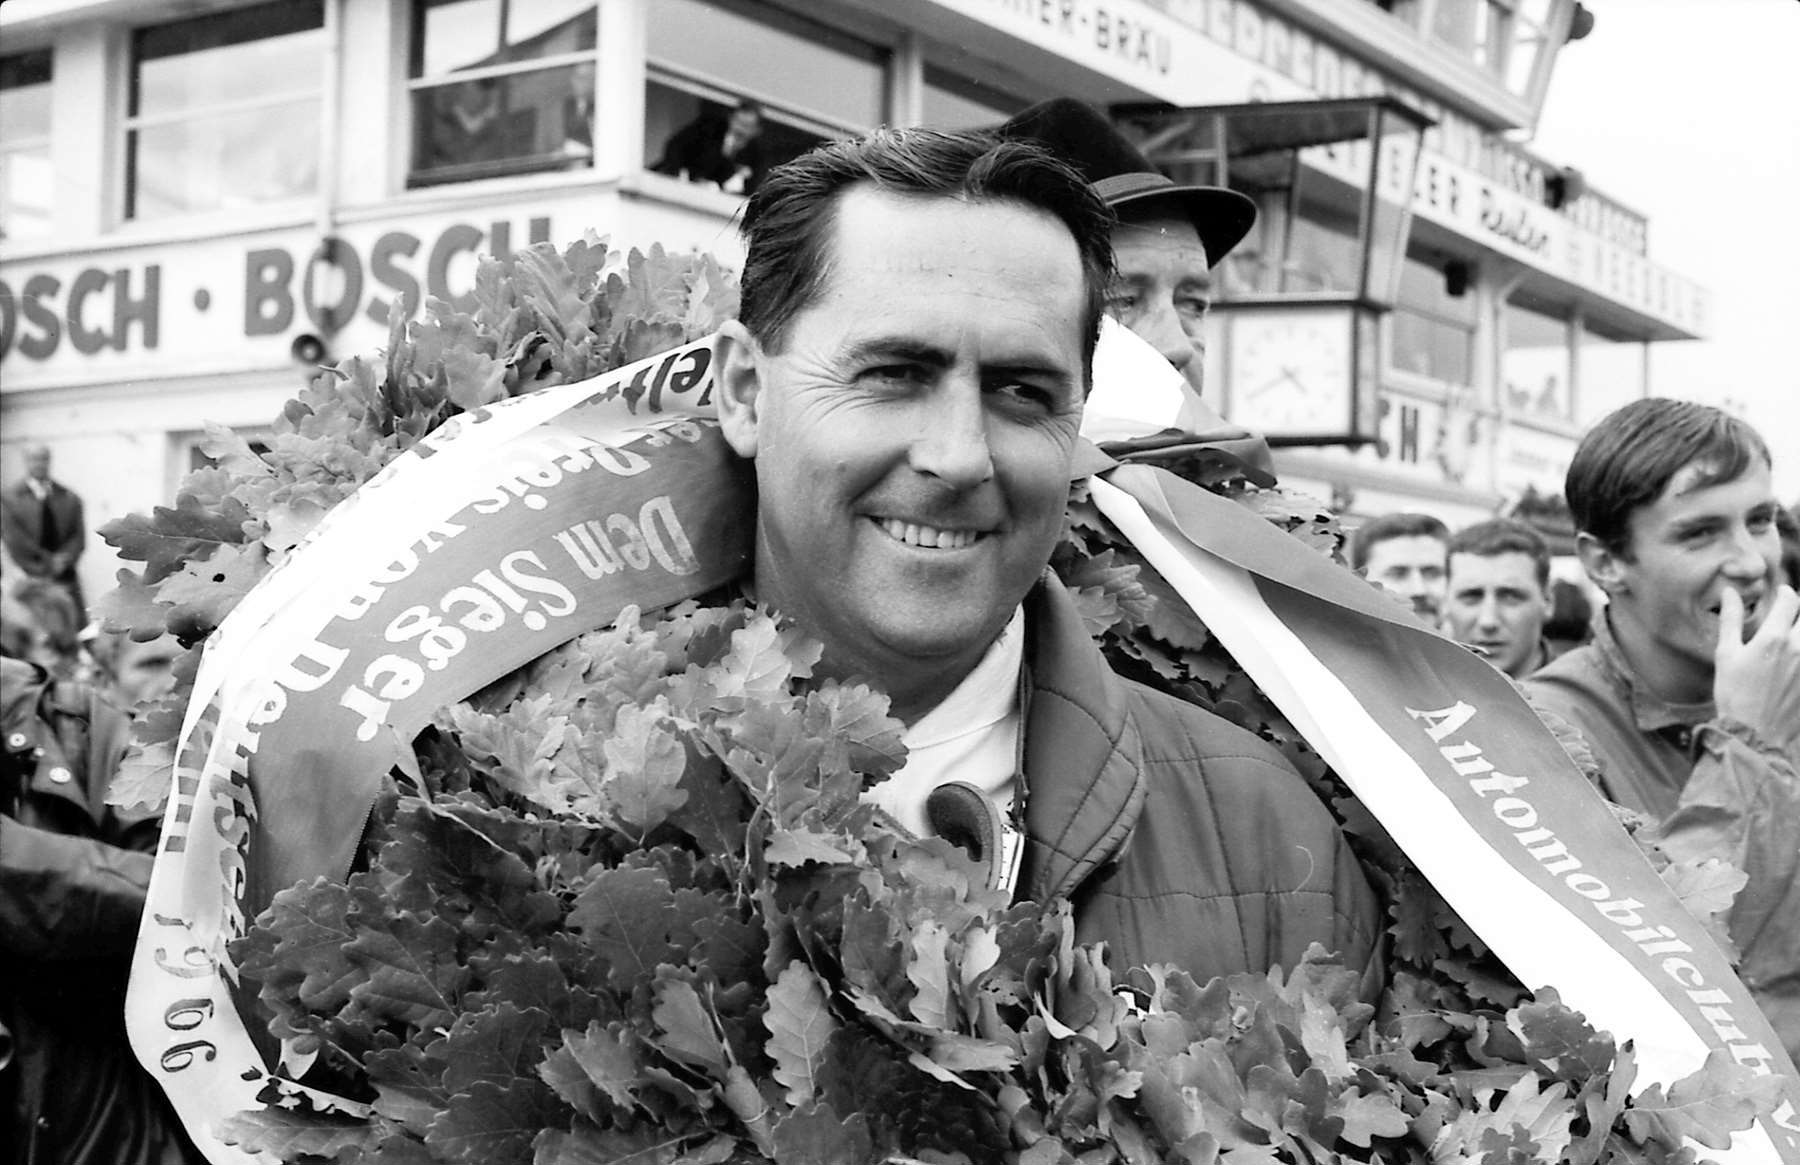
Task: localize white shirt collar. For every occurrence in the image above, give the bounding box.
[901,606,1024,750]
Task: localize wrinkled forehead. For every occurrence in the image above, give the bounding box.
[1110,213,1208,262]
[1449,551,1545,591]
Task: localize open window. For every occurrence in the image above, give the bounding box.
[406,0,598,189]
[0,48,52,240]
[643,0,885,197]
[125,1,324,221]
[1502,290,1574,424]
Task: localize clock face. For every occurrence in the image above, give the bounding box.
[1228,309,1354,435]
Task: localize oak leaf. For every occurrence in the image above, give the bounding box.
[765,960,836,1107]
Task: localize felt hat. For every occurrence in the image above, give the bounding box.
[995,98,1257,264]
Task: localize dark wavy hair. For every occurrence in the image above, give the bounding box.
[1448,518,1550,590]
[1348,512,1450,572]
[1566,398,1771,555]
[736,127,1116,380]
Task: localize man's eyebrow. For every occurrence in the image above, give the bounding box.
[985,361,1081,389]
[843,339,1076,384]
[842,338,954,368]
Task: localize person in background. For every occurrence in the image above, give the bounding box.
[87,630,182,712]
[2,577,84,679]
[1348,512,1450,623]
[1441,518,1553,680]
[2,653,204,1165]
[654,99,769,197]
[1523,397,1798,1058]
[992,98,1275,485]
[2,445,88,626]
[1542,576,1595,659]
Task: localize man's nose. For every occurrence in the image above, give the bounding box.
[1138,300,1198,373]
[1721,524,1771,579]
[908,387,994,488]
[1475,595,1502,630]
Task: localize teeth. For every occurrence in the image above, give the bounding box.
[877,518,979,549]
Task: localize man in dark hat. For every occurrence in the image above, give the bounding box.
[995,98,1272,483]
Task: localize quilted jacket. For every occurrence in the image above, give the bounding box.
[1,656,200,1165]
[1016,580,1383,986]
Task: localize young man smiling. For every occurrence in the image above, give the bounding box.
[1523,398,1799,1057]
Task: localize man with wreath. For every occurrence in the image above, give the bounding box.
[709,126,1380,983]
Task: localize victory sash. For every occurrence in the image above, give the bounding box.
[127,323,1800,1163]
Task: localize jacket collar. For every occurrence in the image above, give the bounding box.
[1589,609,1713,734]
[0,657,90,817]
[1016,575,1148,901]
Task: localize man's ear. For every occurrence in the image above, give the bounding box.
[1575,531,1629,597]
[713,320,763,459]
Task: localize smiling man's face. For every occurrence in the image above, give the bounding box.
[716,186,1088,721]
[1597,459,1782,696]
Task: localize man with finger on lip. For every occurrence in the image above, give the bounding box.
[1523,397,1800,1057]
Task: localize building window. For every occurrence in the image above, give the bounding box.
[0,48,53,240]
[1221,199,1363,300]
[1502,291,1572,423]
[1575,318,1647,428]
[922,62,1027,129]
[126,1,324,221]
[407,0,597,188]
[1367,0,1552,96]
[645,0,885,195]
[1390,252,1477,385]
[1503,0,1555,96]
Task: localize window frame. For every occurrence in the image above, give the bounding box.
[1499,287,1578,432]
[643,0,888,146]
[919,60,1031,129]
[1572,311,1650,429]
[403,0,602,189]
[1362,0,1564,108]
[120,0,327,223]
[1385,248,1479,389]
[0,47,55,241]
[643,67,859,150]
